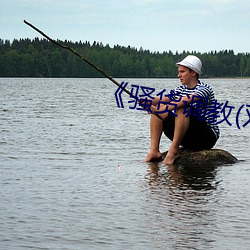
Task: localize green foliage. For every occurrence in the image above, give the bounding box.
[0,38,249,78]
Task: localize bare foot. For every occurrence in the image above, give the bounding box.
[163,149,179,165]
[144,150,162,162]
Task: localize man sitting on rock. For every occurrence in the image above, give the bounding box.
[144,55,220,164]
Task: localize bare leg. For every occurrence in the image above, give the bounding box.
[144,115,163,162]
[163,108,190,165]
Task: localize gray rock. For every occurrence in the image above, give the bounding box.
[161,148,238,166]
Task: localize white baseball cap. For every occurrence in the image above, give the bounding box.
[176,55,202,75]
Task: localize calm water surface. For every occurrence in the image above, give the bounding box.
[1,78,250,250]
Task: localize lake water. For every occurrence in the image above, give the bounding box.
[1,78,250,250]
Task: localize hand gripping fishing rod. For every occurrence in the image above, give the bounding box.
[23,20,163,120]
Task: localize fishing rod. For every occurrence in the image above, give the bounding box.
[23,20,162,120]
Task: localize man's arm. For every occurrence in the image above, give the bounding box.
[150,95,171,106]
[151,94,201,119]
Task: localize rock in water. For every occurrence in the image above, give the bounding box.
[161,148,238,166]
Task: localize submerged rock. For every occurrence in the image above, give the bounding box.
[161,148,238,166]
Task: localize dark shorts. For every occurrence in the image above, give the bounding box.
[163,112,217,150]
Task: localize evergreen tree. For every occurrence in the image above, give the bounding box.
[0,38,249,78]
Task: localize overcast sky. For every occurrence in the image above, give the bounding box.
[1,0,250,53]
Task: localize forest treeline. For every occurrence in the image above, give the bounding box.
[1,38,250,78]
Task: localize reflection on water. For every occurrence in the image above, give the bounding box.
[143,160,250,249]
[144,162,221,249]
[147,162,219,191]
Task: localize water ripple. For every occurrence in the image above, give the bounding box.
[1,78,250,249]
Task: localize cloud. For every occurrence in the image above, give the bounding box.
[134,0,167,5]
[206,0,237,4]
[199,0,250,10]
[79,3,89,10]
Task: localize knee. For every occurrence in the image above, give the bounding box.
[175,107,190,122]
[151,113,164,124]
[176,107,186,116]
